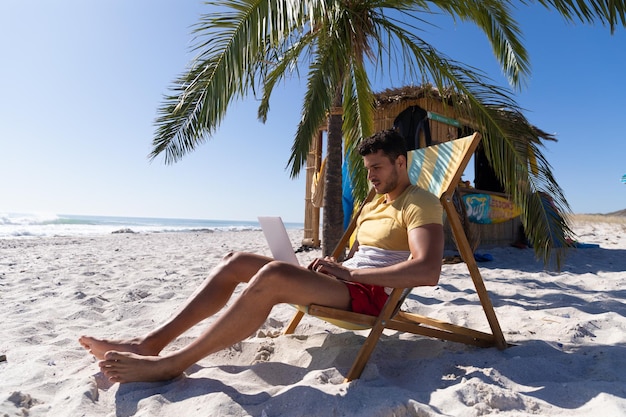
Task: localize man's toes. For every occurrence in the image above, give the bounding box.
[103,350,124,361]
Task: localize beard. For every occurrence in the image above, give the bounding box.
[374,168,400,195]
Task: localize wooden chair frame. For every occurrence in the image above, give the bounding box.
[284,132,507,381]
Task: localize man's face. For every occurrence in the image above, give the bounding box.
[363,150,402,195]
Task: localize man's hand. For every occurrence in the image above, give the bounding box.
[308,257,352,282]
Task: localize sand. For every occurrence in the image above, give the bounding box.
[1,221,625,416]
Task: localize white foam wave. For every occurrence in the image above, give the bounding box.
[0,213,268,239]
[0,212,60,226]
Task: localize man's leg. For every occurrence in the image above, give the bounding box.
[97,261,351,383]
[79,252,273,360]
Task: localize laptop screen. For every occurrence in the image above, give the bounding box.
[258,216,300,266]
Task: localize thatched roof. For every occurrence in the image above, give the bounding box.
[374,84,556,143]
[374,84,456,107]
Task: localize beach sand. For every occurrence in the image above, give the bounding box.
[1,221,625,416]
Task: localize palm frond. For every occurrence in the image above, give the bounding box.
[430,0,529,88]
[342,57,375,201]
[478,107,573,266]
[287,41,345,177]
[151,0,311,163]
[527,0,626,32]
[257,31,316,122]
[438,79,574,267]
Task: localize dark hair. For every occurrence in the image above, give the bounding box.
[357,128,407,162]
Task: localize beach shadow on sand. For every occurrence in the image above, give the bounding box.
[409,277,626,319]
[109,331,395,416]
[110,334,626,416]
[112,372,273,417]
[476,246,626,274]
[410,245,626,318]
[397,338,626,410]
[112,361,333,417]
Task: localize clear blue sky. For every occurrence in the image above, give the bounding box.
[1,1,624,223]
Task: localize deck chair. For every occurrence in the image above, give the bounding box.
[284,132,507,381]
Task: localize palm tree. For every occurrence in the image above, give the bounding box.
[150,0,625,265]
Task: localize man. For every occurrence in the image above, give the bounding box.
[79,128,444,383]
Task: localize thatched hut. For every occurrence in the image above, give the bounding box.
[302,85,523,250]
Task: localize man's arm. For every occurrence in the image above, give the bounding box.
[351,223,443,288]
[310,223,444,289]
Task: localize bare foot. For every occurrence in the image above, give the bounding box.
[78,336,158,360]
[99,351,185,383]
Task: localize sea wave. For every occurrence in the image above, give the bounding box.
[0,212,61,226]
[0,213,302,239]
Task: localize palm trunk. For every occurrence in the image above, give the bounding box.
[322,90,344,257]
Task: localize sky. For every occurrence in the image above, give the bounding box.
[1,1,625,223]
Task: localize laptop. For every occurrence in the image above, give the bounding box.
[258,216,300,266]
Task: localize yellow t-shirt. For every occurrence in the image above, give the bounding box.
[355,185,443,251]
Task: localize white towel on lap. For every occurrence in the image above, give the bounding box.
[341,245,410,294]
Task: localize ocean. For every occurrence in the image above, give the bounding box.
[0,213,304,239]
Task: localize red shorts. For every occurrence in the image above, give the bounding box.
[344,282,389,316]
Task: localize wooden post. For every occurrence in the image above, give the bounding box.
[302,130,323,247]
